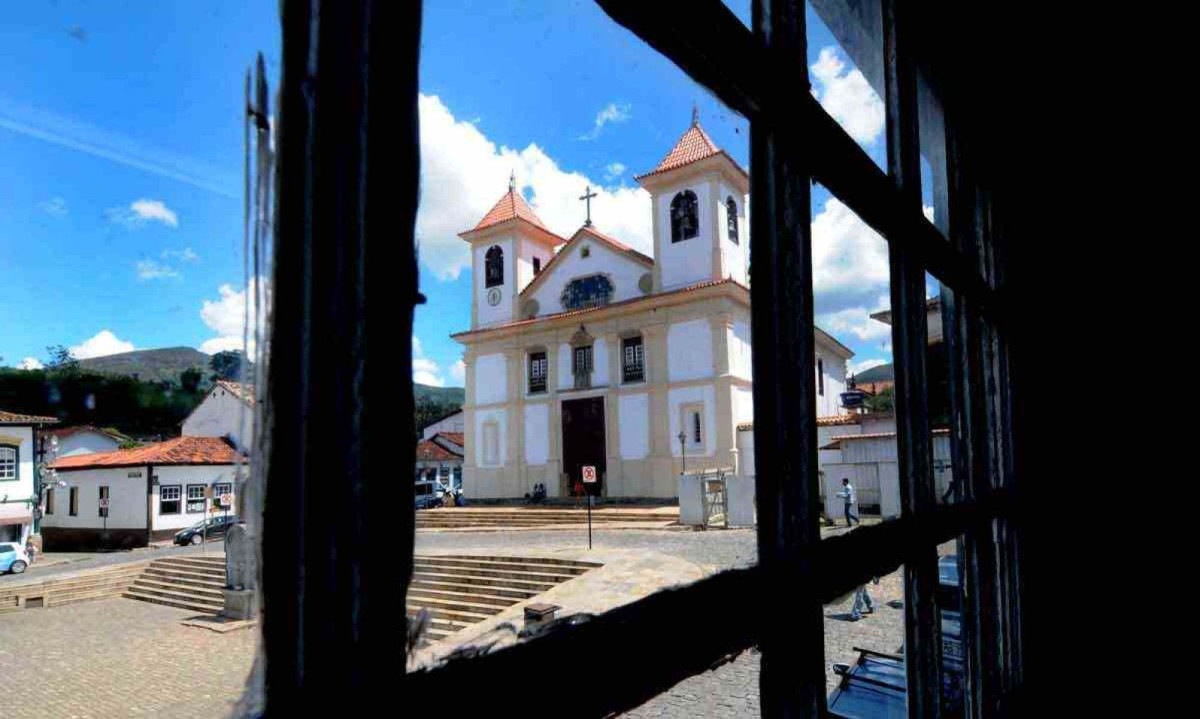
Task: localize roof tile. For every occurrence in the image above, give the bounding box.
[50,436,242,470]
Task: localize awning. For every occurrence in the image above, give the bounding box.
[0,503,33,526]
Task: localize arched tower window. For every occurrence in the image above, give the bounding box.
[726,196,739,245]
[484,245,504,288]
[670,190,699,243]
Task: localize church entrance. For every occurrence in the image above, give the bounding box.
[561,396,606,497]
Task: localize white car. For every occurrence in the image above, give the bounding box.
[0,542,31,574]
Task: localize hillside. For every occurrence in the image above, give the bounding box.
[77,347,211,384]
[415,384,464,406]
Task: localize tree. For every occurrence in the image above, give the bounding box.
[865,385,894,413]
[180,367,203,393]
[210,350,249,381]
[45,345,79,374]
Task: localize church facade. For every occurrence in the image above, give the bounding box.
[453,116,853,499]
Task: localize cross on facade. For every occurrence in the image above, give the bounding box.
[579,185,597,227]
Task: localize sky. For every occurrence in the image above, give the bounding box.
[1,1,941,385]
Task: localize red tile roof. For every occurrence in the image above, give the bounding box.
[437,432,464,446]
[738,415,863,432]
[45,425,128,442]
[466,188,551,234]
[50,436,243,470]
[416,437,462,462]
[636,119,748,181]
[0,409,59,424]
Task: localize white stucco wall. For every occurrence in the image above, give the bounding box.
[475,353,508,405]
[182,386,254,451]
[475,408,507,467]
[593,337,609,387]
[667,319,714,382]
[557,343,573,390]
[668,384,717,458]
[815,346,849,417]
[516,236,553,295]
[1,426,35,539]
[150,465,241,532]
[42,467,147,530]
[730,320,753,380]
[618,393,650,459]
[524,403,549,465]
[422,411,466,439]
[717,183,748,285]
[734,386,754,424]
[56,431,121,458]
[474,236,514,327]
[525,239,648,316]
[657,182,713,290]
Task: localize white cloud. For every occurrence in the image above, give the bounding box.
[136,259,181,280]
[40,197,68,216]
[107,198,179,228]
[449,359,466,384]
[580,102,632,141]
[812,196,890,313]
[604,162,627,182]
[416,94,652,280]
[412,336,445,387]
[199,278,270,356]
[18,357,44,370]
[923,205,934,223]
[70,330,135,359]
[162,247,199,263]
[810,47,885,146]
[818,301,893,343]
[849,358,889,376]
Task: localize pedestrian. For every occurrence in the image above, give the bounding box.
[850,576,879,620]
[24,537,37,564]
[837,477,858,527]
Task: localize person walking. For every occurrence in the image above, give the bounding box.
[850,576,880,620]
[837,477,858,527]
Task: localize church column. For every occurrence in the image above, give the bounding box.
[505,346,524,499]
[461,346,478,496]
[643,322,673,497]
[711,311,737,471]
[709,176,726,281]
[605,332,621,497]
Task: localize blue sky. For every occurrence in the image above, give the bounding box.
[1,1,926,384]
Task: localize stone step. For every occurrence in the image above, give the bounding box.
[411,570,557,593]
[414,556,593,575]
[412,562,578,585]
[415,615,474,635]
[405,593,507,615]
[132,578,225,601]
[160,556,227,571]
[125,584,224,608]
[408,577,541,601]
[142,567,226,589]
[407,586,517,608]
[407,604,492,624]
[432,554,601,569]
[124,589,222,615]
[46,586,130,608]
[0,568,144,597]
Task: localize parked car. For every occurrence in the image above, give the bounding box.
[414,480,445,510]
[0,541,31,574]
[174,515,239,545]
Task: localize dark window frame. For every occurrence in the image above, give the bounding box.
[726,195,739,244]
[186,484,207,514]
[260,2,1022,716]
[572,345,594,389]
[45,487,54,515]
[98,485,109,518]
[0,444,17,482]
[68,486,78,517]
[818,357,825,396]
[159,484,182,515]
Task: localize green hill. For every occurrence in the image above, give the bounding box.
[77,347,211,384]
[415,384,464,406]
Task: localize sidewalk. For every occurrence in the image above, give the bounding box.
[1,541,226,587]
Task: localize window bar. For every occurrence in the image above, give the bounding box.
[265,0,422,709]
[748,1,827,715]
[882,0,942,716]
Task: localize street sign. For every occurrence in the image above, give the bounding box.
[98,498,110,509]
[582,465,597,483]
[219,493,233,508]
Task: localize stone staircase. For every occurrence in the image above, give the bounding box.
[123,555,226,614]
[415,507,676,530]
[408,555,601,643]
[0,562,148,613]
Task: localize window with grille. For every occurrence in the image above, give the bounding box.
[186,484,207,513]
[159,485,181,515]
[573,345,593,389]
[528,351,547,393]
[670,190,699,242]
[726,196,739,244]
[622,336,644,383]
[485,245,503,287]
[0,446,15,481]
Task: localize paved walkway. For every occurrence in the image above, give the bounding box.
[0,542,225,587]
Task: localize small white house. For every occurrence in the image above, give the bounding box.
[44,425,126,458]
[182,380,256,452]
[422,410,465,440]
[416,432,465,488]
[1,408,59,545]
[43,435,244,550]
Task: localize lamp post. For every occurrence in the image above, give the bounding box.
[678,431,687,474]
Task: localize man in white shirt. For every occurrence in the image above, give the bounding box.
[837,477,858,527]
